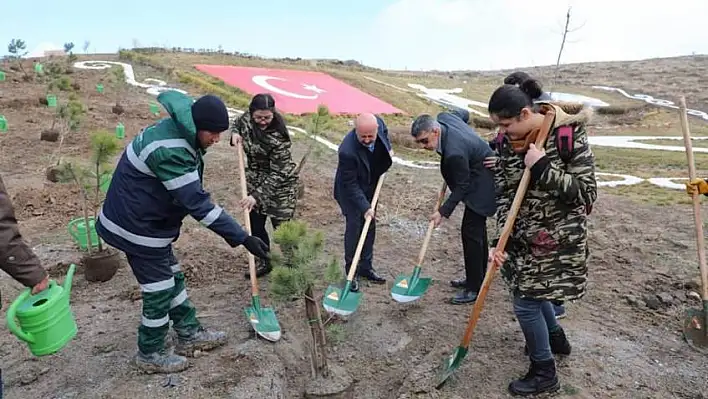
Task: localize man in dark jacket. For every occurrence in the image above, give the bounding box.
[333,113,393,292]
[0,174,50,398]
[410,108,496,304]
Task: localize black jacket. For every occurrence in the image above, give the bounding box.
[437,109,496,218]
[333,115,393,216]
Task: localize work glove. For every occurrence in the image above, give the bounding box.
[685,178,708,196]
[243,235,269,258]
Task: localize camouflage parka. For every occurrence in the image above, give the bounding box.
[231,112,299,220]
[491,103,597,302]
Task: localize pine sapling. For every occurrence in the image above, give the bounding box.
[268,220,341,379]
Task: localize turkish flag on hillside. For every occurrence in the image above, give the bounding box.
[194,64,404,115]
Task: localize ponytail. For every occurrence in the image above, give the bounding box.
[488,77,544,119]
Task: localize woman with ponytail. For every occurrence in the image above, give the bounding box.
[231,93,299,279]
[484,78,597,396]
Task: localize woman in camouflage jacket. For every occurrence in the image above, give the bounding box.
[231,93,299,279]
[485,78,597,397]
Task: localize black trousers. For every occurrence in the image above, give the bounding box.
[249,210,286,260]
[343,212,376,276]
[461,207,488,292]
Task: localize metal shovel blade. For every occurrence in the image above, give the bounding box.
[391,266,431,303]
[435,345,469,389]
[322,281,362,317]
[683,303,708,353]
[244,295,281,342]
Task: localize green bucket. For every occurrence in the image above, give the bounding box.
[67,217,101,251]
[115,123,125,139]
[6,263,78,356]
[99,172,113,193]
[34,63,43,74]
[96,84,104,94]
[46,94,57,108]
[0,115,7,133]
[0,71,5,82]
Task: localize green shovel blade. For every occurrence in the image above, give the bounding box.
[391,266,431,303]
[244,295,281,342]
[322,281,362,317]
[435,345,469,389]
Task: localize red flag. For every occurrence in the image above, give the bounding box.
[194,64,404,115]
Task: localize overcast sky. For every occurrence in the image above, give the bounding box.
[4,0,707,71]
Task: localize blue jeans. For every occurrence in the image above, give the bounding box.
[513,295,560,362]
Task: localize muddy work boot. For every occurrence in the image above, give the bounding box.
[244,257,272,279]
[134,349,189,374]
[175,326,228,357]
[508,358,560,396]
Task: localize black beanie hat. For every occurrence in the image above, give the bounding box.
[191,94,230,132]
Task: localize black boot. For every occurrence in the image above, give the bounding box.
[549,327,571,355]
[244,258,272,279]
[524,326,571,356]
[508,358,560,396]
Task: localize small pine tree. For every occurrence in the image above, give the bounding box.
[7,39,30,81]
[58,130,121,254]
[268,220,341,379]
[292,104,332,200]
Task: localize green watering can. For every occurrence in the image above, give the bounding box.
[6,263,78,356]
[67,217,101,251]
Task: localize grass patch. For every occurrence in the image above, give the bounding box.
[600,181,692,206]
[592,146,708,178]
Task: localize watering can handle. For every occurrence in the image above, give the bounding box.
[5,288,37,344]
[67,219,81,241]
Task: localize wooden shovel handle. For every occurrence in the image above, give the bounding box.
[458,110,557,348]
[236,143,259,295]
[416,181,448,265]
[345,173,387,281]
[679,97,708,301]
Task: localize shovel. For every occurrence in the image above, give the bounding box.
[237,143,281,342]
[323,173,387,317]
[678,96,708,352]
[436,110,557,389]
[391,181,448,303]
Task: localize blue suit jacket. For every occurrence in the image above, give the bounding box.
[333,115,393,216]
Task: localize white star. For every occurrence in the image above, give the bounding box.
[302,83,326,94]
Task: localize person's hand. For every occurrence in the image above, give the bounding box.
[31,275,50,295]
[685,178,708,196]
[483,156,498,169]
[488,247,508,269]
[430,211,443,228]
[524,144,546,168]
[364,208,375,220]
[231,133,242,146]
[239,195,256,211]
[243,236,269,258]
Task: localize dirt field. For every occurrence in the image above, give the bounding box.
[2,52,708,399]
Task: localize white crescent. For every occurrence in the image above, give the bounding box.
[251,75,319,100]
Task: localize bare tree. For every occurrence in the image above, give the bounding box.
[552,6,585,89]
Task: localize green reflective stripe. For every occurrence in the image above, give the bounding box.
[199,205,222,226]
[162,170,200,190]
[140,277,175,293]
[98,207,175,248]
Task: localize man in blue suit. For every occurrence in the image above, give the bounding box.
[333,113,393,292]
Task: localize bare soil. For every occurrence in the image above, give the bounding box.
[1,55,708,399]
